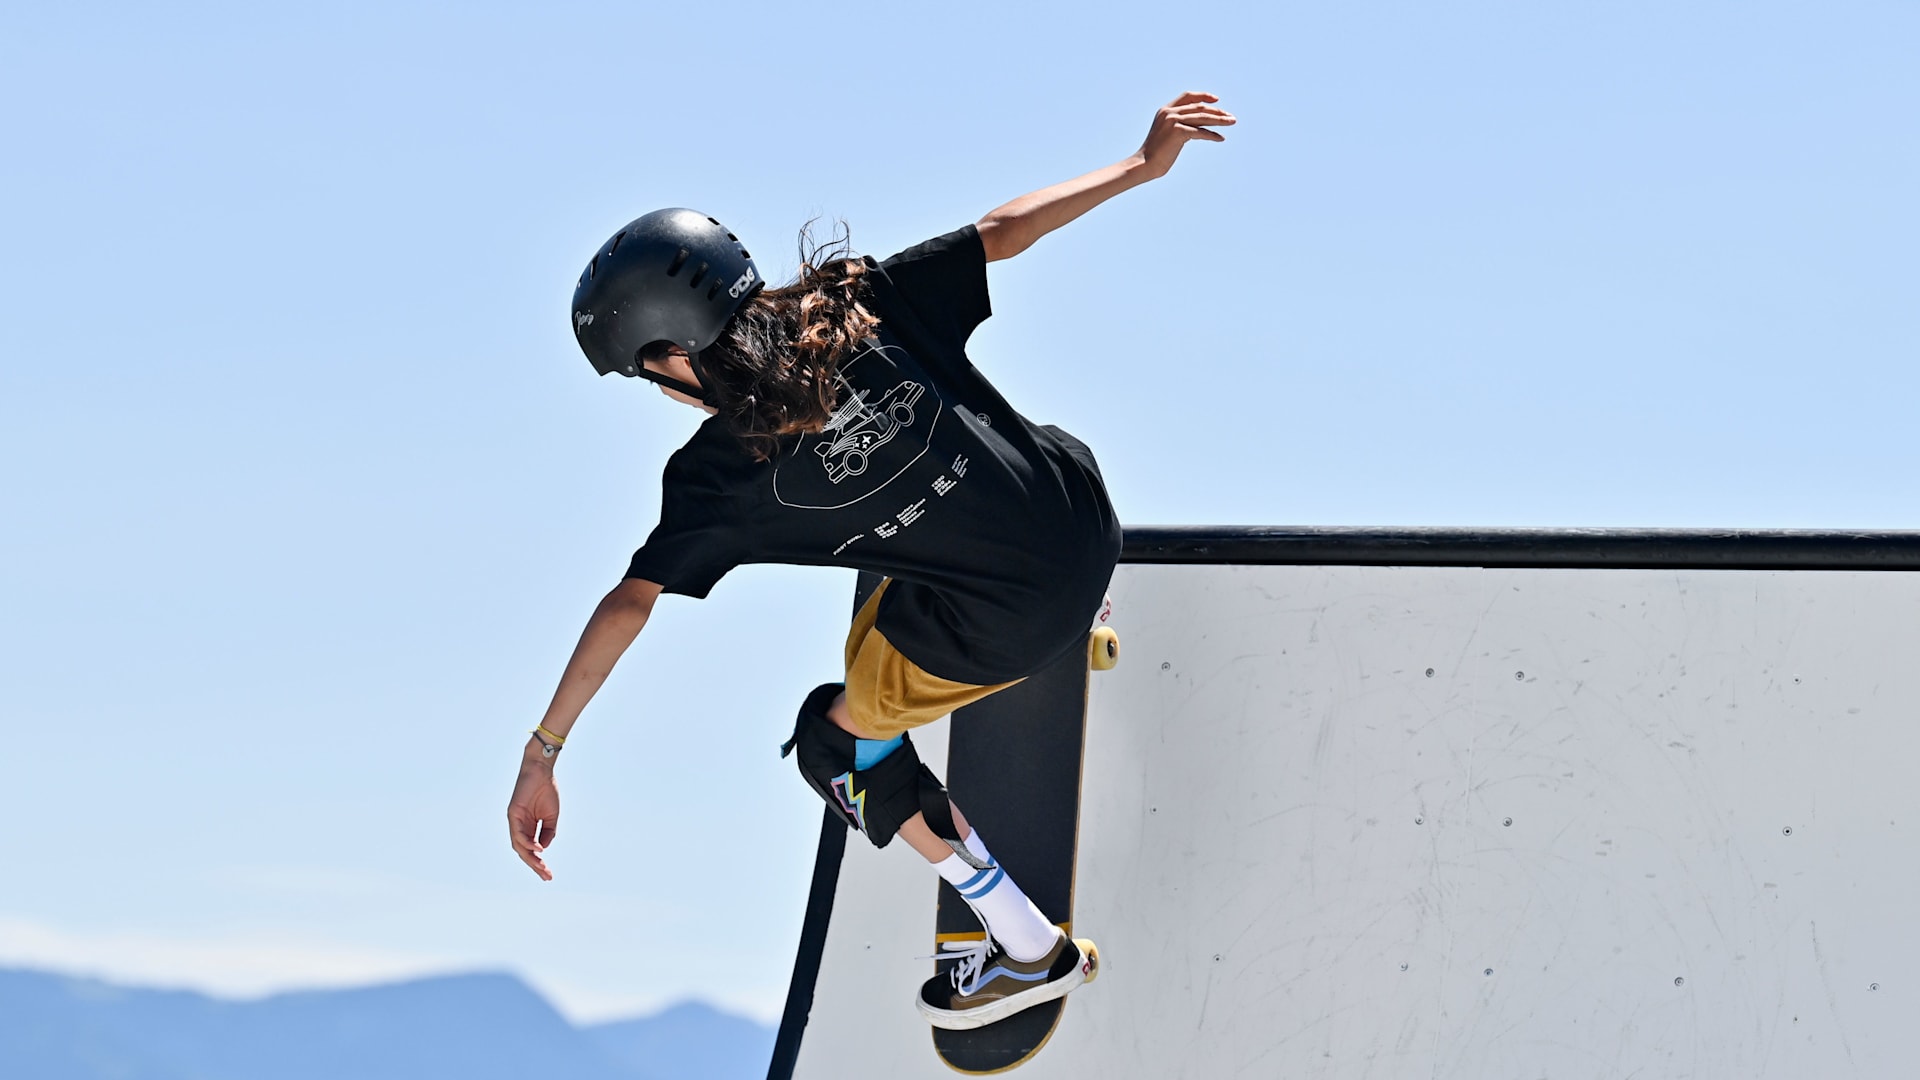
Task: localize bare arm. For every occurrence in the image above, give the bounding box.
[507,577,662,880]
[530,577,661,745]
[975,91,1235,262]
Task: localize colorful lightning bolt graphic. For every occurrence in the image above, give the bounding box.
[831,772,868,833]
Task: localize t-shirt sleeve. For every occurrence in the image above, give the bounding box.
[622,451,746,599]
[875,225,992,351]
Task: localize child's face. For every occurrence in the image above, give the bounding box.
[642,347,716,414]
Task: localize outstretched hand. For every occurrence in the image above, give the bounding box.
[1137,91,1236,179]
[508,759,560,881]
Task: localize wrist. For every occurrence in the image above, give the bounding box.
[1124,151,1164,183]
[523,733,561,767]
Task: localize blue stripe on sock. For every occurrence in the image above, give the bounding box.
[961,867,1005,900]
[957,865,997,894]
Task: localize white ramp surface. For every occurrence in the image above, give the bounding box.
[792,562,1916,1078]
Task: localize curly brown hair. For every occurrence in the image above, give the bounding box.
[688,222,880,461]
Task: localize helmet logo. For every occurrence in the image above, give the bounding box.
[573,311,594,330]
[727,266,757,299]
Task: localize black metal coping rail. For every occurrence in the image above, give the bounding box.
[1121,526,1920,572]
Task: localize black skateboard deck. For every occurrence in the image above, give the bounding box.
[930,610,1112,1073]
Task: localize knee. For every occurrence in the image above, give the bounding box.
[824,688,862,737]
[782,681,951,850]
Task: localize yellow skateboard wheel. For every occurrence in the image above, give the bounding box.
[1089,626,1120,671]
[1075,938,1100,984]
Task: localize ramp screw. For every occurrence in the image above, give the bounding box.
[1783,827,1794,837]
[1400,963,1409,972]
[1485,968,1494,977]
[1872,983,1880,991]
[1675,977,1685,987]
[1515,671,1525,681]
[1415,816,1424,825]
[1504,818,1513,827]
[1425,668,1435,677]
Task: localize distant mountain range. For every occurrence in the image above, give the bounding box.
[0,967,774,1080]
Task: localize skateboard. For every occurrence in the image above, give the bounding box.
[930,602,1118,1074]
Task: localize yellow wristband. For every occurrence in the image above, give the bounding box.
[530,725,568,746]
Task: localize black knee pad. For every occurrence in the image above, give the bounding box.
[779,682,959,849]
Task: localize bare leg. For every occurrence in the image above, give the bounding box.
[829,690,973,863]
[896,804,974,863]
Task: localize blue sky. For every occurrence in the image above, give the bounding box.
[2,1,1915,1022]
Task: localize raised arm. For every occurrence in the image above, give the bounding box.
[974,91,1235,263]
[507,576,662,880]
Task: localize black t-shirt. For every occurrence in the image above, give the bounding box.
[625,225,1122,684]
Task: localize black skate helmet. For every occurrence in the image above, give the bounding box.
[571,208,762,401]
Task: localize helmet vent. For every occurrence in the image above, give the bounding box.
[588,255,598,280]
[689,262,710,288]
[666,248,690,277]
[739,248,752,260]
[706,282,722,300]
[608,230,626,254]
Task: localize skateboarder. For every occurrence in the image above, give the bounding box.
[508,92,1234,1028]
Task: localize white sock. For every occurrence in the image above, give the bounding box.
[963,830,992,866]
[932,831,1059,962]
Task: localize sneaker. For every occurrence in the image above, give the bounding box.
[916,931,1097,1030]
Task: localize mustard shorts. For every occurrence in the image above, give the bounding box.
[842,579,1022,740]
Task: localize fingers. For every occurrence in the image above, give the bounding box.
[514,834,552,880]
[1166,103,1236,129]
[1177,125,1229,143]
[1151,99,1236,153]
[507,808,554,881]
[517,848,552,881]
[1163,92,1235,120]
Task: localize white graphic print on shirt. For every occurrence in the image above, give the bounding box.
[772,342,941,511]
